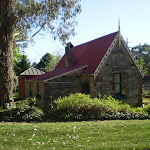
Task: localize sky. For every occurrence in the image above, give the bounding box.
[23,0,150,64]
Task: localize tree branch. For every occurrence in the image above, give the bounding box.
[9,14,18,28]
[16,21,47,42]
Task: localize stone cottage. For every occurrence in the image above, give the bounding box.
[26,31,144,111]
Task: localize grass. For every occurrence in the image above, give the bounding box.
[0,120,150,150]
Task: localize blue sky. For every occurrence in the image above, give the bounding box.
[24,0,150,63]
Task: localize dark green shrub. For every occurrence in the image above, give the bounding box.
[0,98,45,122]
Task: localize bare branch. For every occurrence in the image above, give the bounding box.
[15,21,47,42]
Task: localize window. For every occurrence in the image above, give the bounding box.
[115,73,121,94]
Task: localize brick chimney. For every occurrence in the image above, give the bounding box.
[65,42,74,68]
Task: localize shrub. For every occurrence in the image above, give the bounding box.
[54,93,144,114]
[0,98,45,122]
[144,103,150,114]
[52,93,149,121]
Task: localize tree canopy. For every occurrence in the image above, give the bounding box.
[14,0,81,44]
[14,54,31,76]
[36,52,62,72]
[0,0,81,106]
[131,44,150,76]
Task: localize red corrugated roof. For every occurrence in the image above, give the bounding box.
[56,31,118,73]
[30,31,118,81]
[30,65,88,81]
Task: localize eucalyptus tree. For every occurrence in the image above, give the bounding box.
[0,0,81,106]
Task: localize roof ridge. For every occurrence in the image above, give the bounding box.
[74,31,119,48]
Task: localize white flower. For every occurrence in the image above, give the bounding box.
[72,135,79,141]
[63,142,65,146]
[28,138,32,141]
[73,126,76,132]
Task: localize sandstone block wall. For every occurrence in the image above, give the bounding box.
[44,69,83,111]
[94,40,143,107]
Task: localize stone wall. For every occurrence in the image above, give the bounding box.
[94,40,143,107]
[44,69,83,111]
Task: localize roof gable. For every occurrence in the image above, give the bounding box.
[94,32,144,78]
[120,34,144,77]
[28,31,144,81]
[56,31,118,74]
[20,67,45,76]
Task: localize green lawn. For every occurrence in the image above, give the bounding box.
[0,120,150,150]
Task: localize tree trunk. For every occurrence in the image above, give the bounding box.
[0,0,17,106]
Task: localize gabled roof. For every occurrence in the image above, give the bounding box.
[56,31,118,74]
[30,65,88,81]
[20,66,45,76]
[29,31,144,81]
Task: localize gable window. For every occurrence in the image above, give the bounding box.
[115,73,121,94]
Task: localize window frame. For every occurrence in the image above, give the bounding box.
[115,73,121,94]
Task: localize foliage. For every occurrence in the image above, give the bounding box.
[0,0,81,107]
[12,92,19,101]
[0,98,44,122]
[36,53,62,72]
[13,54,31,76]
[131,44,150,75]
[0,120,150,149]
[1,93,150,122]
[136,56,148,75]
[144,103,150,114]
[13,44,23,64]
[54,93,140,113]
[13,0,82,44]
[52,93,149,121]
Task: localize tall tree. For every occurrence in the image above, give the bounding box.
[36,53,61,72]
[0,0,81,106]
[0,0,18,105]
[14,54,30,76]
